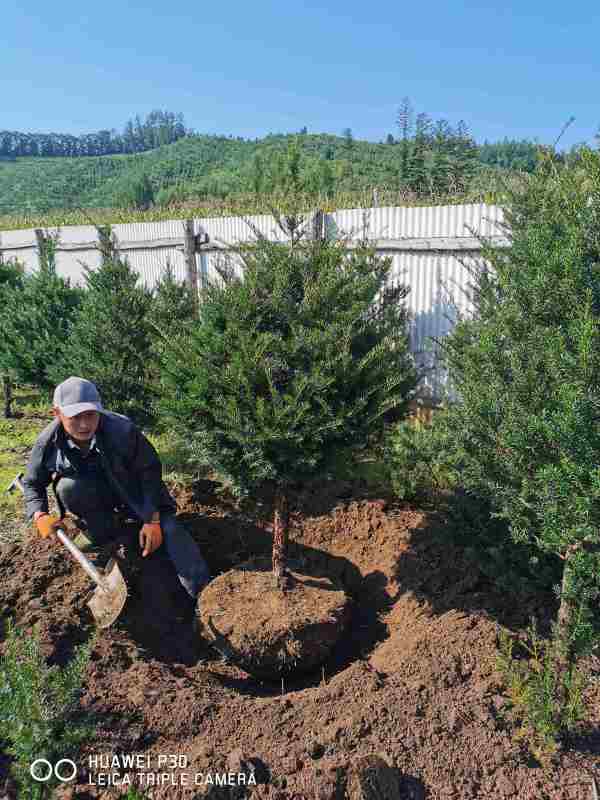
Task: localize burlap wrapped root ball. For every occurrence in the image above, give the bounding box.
[198,558,351,678]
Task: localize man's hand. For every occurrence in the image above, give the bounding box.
[139,519,163,557]
[34,512,61,539]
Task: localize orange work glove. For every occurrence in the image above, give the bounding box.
[34,513,62,539]
[139,521,163,557]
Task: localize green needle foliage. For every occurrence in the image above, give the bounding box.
[148,261,197,420]
[496,620,587,763]
[151,261,197,344]
[0,620,95,799]
[50,228,155,426]
[439,147,600,707]
[0,232,81,398]
[0,255,24,288]
[0,256,25,417]
[159,215,417,581]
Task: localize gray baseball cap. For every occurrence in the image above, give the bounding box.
[53,377,103,417]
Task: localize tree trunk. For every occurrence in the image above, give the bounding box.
[272,488,290,590]
[2,374,12,418]
[554,544,578,712]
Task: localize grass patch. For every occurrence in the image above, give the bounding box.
[0,620,96,799]
[0,392,49,545]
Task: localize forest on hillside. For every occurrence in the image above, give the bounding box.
[0,101,588,224]
[0,110,188,159]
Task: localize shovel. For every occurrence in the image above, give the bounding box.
[6,473,127,628]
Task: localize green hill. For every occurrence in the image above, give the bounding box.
[0,131,538,230]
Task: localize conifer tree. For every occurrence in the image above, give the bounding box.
[0,256,25,417]
[152,261,197,338]
[396,97,413,185]
[149,261,197,401]
[51,229,154,425]
[159,219,417,587]
[408,112,431,193]
[0,233,81,401]
[440,148,600,695]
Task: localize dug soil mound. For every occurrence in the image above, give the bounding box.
[1,478,600,800]
[199,559,351,677]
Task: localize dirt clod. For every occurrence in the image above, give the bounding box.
[346,754,401,800]
[199,559,351,677]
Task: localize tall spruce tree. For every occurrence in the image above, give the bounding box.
[440,148,600,698]
[158,220,418,587]
[0,234,81,403]
[396,97,413,185]
[408,112,431,193]
[51,230,154,426]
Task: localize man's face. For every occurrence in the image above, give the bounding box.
[53,408,100,443]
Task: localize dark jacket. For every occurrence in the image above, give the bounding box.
[22,411,176,523]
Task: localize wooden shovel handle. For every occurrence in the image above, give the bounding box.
[55,528,111,593]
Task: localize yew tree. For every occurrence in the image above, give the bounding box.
[159,221,417,587]
[0,256,24,417]
[440,148,600,687]
[0,235,81,403]
[50,229,154,426]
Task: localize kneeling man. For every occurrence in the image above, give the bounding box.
[23,376,210,601]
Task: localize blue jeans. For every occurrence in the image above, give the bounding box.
[55,475,210,598]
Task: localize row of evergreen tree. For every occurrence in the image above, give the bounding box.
[0,231,194,424]
[0,111,188,159]
[1,102,554,176]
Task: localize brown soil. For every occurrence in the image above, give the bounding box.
[1,478,600,800]
[199,559,351,677]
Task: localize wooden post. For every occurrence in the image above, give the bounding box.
[97,225,117,264]
[312,209,325,241]
[183,219,199,313]
[34,229,45,269]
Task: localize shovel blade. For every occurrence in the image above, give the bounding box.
[87,558,128,628]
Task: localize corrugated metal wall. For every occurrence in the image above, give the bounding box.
[330,203,504,240]
[0,219,189,287]
[326,204,506,399]
[0,204,507,402]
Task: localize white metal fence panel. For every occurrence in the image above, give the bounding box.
[0,228,39,275]
[192,211,316,287]
[0,204,507,402]
[192,212,308,245]
[330,203,505,241]
[388,250,483,399]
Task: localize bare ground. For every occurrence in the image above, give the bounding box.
[1,476,600,800]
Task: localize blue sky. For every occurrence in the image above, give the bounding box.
[3,0,599,148]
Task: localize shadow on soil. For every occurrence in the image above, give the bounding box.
[168,477,576,702]
[394,487,564,633]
